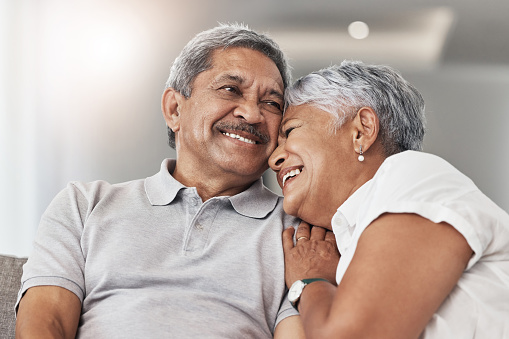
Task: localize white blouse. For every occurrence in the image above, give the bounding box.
[332,151,509,338]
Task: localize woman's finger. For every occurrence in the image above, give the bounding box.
[295,221,311,242]
[325,230,336,244]
[310,226,327,241]
[282,227,296,251]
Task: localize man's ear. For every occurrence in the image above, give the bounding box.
[351,106,379,153]
[161,88,184,133]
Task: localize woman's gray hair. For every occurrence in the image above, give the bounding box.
[285,60,426,155]
[165,23,292,149]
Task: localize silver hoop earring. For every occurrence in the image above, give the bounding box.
[358,145,365,162]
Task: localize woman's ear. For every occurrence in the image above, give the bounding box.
[161,88,184,133]
[352,106,379,153]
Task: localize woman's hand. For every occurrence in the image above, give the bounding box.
[283,221,340,288]
[282,214,473,339]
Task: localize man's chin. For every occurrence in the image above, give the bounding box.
[222,163,267,181]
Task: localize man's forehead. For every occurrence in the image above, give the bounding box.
[211,48,282,80]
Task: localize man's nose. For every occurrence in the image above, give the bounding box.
[233,100,264,124]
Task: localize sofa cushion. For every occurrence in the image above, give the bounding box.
[0,255,27,339]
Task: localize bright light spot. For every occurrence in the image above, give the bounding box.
[348,21,369,39]
[80,23,136,72]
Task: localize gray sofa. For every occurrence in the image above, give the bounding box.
[0,255,27,339]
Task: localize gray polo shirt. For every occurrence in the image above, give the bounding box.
[17,159,299,338]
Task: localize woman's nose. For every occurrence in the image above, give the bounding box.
[269,144,287,171]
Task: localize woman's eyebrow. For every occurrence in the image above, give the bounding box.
[281,116,296,126]
[278,117,295,136]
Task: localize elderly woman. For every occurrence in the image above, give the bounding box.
[269,60,509,338]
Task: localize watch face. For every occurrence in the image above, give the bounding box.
[288,280,305,303]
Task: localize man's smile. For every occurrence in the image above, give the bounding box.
[215,121,270,145]
[222,132,256,144]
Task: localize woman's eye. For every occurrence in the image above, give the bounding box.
[284,127,295,137]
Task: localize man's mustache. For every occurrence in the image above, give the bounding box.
[215,121,270,144]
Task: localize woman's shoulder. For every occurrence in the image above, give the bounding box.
[378,151,475,188]
[383,150,456,172]
[367,151,481,210]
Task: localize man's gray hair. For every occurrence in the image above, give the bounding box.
[165,23,292,149]
[285,60,426,156]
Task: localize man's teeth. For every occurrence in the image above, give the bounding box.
[282,168,301,187]
[223,132,256,144]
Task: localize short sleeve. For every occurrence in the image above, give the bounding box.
[358,152,501,270]
[16,182,89,310]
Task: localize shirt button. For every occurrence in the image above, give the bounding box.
[195,223,204,230]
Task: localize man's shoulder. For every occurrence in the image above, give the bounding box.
[69,177,144,193]
[62,177,147,206]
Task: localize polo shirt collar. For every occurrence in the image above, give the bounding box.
[145,159,279,219]
[145,159,185,206]
[228,178,279,218]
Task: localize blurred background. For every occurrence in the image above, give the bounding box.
[1,0,508,256]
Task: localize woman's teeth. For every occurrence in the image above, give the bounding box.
[282,168,301,186]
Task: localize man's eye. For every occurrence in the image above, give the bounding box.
[221,86,240,94]
[262,101,282,114]
[266,101,282,110]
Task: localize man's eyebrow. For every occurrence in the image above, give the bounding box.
[268,89,284,102]
[212,73,284,101]
[211,73,244,86]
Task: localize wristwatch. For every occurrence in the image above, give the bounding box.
[288,278,328,310]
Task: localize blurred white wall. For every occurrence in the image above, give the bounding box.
[0,0,186,256]
[409,66,509,212]
[1,0,508,257]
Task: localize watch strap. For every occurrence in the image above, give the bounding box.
[301,278,328,285]
[290,278,329,310]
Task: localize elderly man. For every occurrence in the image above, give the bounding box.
[16,24,304,338]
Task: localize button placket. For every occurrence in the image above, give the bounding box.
[181,191,203,253]
[332,212,353,254]
[184,198,219,254]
